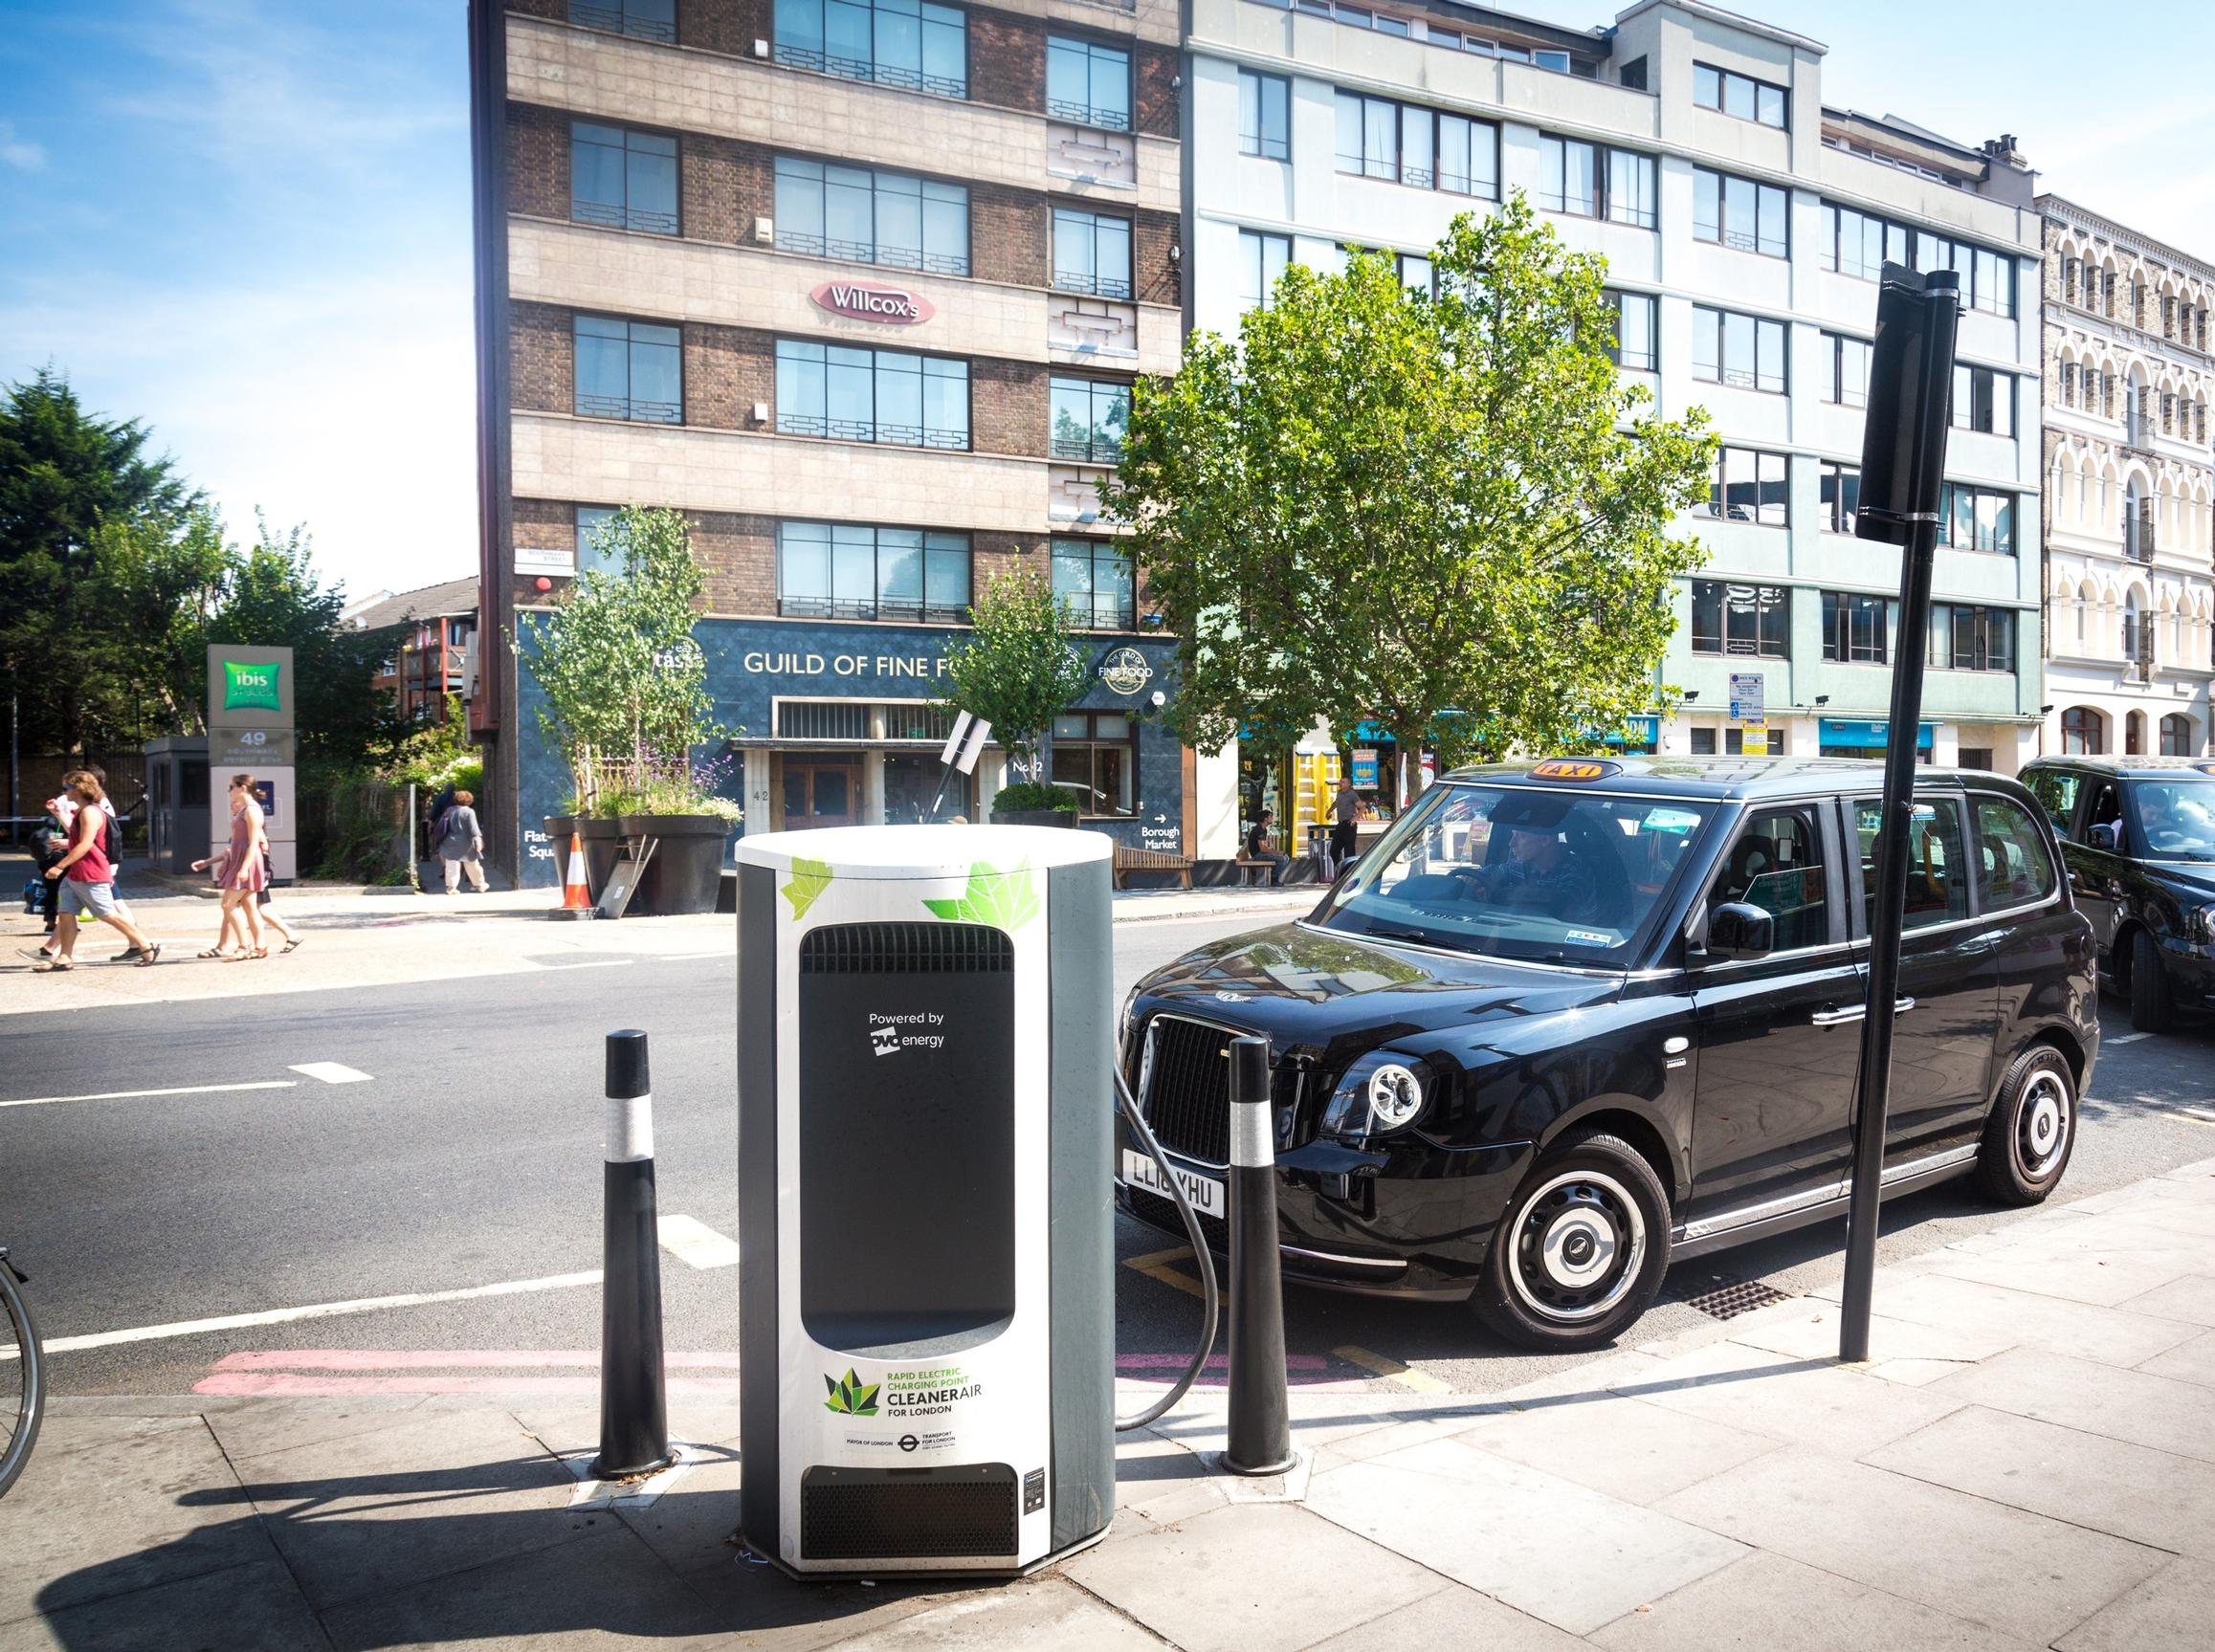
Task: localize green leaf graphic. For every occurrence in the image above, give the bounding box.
[784,857,832,921]
[920,860,1039,930]
[823,1367,878,1417]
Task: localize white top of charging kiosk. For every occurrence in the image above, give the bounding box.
[730,823,1112,880]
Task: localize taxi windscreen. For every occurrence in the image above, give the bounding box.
[1314,782,1717,965]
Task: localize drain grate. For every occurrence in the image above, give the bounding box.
[1678,1276,1797,1320]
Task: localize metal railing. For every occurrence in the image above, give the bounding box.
[1048,98,1131,132]
[774,44,965,99]
[1052,268,1134,300]
[577,393,682,425]
[779,414,968,451]
[1051,432,1124,463]
[572,200,679,235]
[570,3,676,43]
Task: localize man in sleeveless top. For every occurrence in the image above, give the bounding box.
[35,771,162,970]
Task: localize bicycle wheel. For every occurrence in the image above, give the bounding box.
[0,1255,42,1499]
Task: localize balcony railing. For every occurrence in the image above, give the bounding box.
[780,414,969,451]
[576,393,682,425]
[780,231,969,277]
[572,200,678,235]
[1052,268,1134,300]
[774,43,966,99]
[1051,432,1124,463]
[1048,99,1130,132]
[570,3,676,44]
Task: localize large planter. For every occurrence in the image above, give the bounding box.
[617,813,731,914]
[541,815,620,896]
[988,808,1078,828]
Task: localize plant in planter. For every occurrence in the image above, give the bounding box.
[937,564,1091,825]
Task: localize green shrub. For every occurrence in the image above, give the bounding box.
[988,781,1078,815]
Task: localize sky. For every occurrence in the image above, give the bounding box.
[1,1,2209,606]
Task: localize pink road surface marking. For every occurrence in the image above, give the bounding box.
[210,1350,741,1372]
[193,1372,744,1398]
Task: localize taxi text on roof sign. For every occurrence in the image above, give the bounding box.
[1529,759,1620,782]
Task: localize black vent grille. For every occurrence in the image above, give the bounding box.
[1671,1274,1797,1320]
[800,921,1014,975]
[1141,1016,1236,1165]
[1127,1187,1228,1257]
[800,1465,1018,1560]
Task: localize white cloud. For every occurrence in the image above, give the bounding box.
[0,120,45,171]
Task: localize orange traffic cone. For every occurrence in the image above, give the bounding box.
[558,831,594,919]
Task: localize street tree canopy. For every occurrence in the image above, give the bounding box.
[1104,194,1717,791]
[937,562,1091,784]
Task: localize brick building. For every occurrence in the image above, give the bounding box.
[466,0,1218,886]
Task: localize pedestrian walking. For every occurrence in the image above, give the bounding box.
[1330,777,1361,877]
[26,793,68,954]
[1244,809,1293,888]
[434,789,488,893]
[254,847,303,953]
[189,775,269,959]
[84,764,147,961]
[33,771,162,971]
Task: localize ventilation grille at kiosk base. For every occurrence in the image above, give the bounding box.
[800,1465,1019,1560]
[1141,1015,1236,1165]
[800,921,1016,975]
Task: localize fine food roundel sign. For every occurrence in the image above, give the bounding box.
[810,280,933,326]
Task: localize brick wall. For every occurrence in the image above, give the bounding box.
[507,0,565,21]
[972,183,1046,287]
[1134,208,1179,308]
[686,324,775,429]
[690,510,777,612]
[971,359,1047,457]
[682,133,764,245]
[512,301,573,412]
[970,12,1046,113]
[508,103,568,219]
[676,0,746,54]
[1134,44,1179,141]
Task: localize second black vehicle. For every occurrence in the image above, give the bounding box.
[1116,757,2098,1351]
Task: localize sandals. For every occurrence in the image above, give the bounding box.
[199,948,239,960]
[136,944,163,968]
[281,937,304,954]
[33,958,73,973]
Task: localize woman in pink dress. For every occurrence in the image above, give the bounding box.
[191,774,269,959]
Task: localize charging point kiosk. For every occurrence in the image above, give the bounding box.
[734,825,1115,1576]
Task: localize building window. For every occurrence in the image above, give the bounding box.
[1691,580,1788,657]
[2060,706,2103,755]
[774,340,969,449]
[1605,290,1656,370]
[1821,332,1871,407]
[776,521,971,623]
[1819,204,1908,281]
[1052,208,1132,298]
[1397,253,1434,296]
[1822,591,1894,663]
[1050,377,1129,463]
[1619,55,1648,91]
[1539,135,1655,228]
[569,0,675,43]
[1052,539,1134,629]
[1952,364,2015,438]
[1695,447,1789,526]
[1688,726,1716,755]
[570,122,678,234]
[574,315,682,423]
[1928,604,2015,672]
[1047,35,1130,131]
[774,156,968,275]
[1334,92,1498,197]
[575,504,621,575]
[1239,69,1290,161]
[1820,462,1859,535]
[1050,710,1135,816]
[1239,229,1290,312]
[1938,484,2016,556]
[2161,714,2195,757]
[1693,306,1786,393]
[1693,61,1787,128]
[1693,167,1786,257]
[772,0,967,99]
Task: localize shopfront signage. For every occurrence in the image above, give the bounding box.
[741,650,953,680]
[1351,748,1380,788]
[222,659,282,713]
[810,280,934,326]
[1097,646,1154,696]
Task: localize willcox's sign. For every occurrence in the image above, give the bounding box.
[810,280,933,326]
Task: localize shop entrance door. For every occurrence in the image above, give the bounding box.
[781,760,859,829]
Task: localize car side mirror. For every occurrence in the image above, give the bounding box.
[2087,823,2119,852]
[1705,901,1775,962]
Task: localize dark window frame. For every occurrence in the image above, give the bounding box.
[1239,67,1291,161]
[1692,305,1787,393]
[1821,589,1896,664]
[775,519,973,624]
[1820,331,1871,407]
[1051,538,1135,630]
[1333,89,1500,198]
[773,337,972,450]
[771,0,969,99]
[573,314,684,424]
[1051,206,1133,298]
[773,154,969,275]
[1693,60,1788,128]
[1049,707,1138,819]
[1605,289,1657,370]
[569,0,676,44]
[1046,33,1132,132]
[1693,165,1788,257]
[1694,446,1790,526]
[1049,375,1131,463]
[1690,579,1789,657]
[570,120,680,235]
[1538,133,1657,228]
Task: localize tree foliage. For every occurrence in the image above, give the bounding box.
[1104,194,1717,793]
[936,562,1091,776]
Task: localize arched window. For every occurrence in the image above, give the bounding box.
[2122,589,2142,657]
[2126,709,2147,755]
[2061,707,2104,755]
[2161,714,2196,757]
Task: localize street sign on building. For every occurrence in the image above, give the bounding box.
[206,644,297,881]
[1727,672,1764,724]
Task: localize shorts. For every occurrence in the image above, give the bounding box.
[58,879,119,919]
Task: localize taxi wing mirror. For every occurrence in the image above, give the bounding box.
[1705,901,1774,962]
[2087,822,2119,852]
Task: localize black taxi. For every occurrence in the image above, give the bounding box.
[2018,755,2215,1032]
[1115,758,2097,1351]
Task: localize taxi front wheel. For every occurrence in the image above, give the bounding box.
[1472,1130,1672,1353]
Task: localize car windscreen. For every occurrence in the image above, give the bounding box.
[2128,778,2215,861]
[1313,782,1717,965]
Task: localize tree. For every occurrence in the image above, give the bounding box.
[518,505,720,812]
[82,506,233,738]
[936,562,1090,790]
[1104,194,1717,800]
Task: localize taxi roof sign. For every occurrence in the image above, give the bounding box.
[1529,759,1620,782]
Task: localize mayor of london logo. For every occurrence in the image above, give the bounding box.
[1097,647,1154,696]
[222,661,282,712]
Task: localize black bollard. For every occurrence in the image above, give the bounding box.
[592,1028,674,1480]
[1222,1035,1296,1476]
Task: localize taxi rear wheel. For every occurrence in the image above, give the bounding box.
[1473,1130,1671,1354]
[1973,1043,2076,1206]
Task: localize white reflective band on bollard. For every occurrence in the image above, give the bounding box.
[605,1093,654,1164]
[1229,1098,1273,1170]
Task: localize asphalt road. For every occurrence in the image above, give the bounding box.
[4,911,2212,1402]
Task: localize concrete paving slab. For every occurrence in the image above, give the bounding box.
[1449,1393,1780,1506]
[1302,1434,1746,1636]
[10,1411,209,1464]
[1609,1338,1965,1458]
[1063,1501,1440,1652]
[205,1395,435,1464]
[1111,1426,1231,1528]
[2053,1558,2215,1652]
[11,1556,330,1652]
[1652,1447,2168,1645]
[607,1449,745,1575]
[1721,1300,2016,1382]
[1809,1271,2202,1368]
[1,1416,277,1626]
[1586,1550,2033,1652]
[1926,1345,2215,1464]
[1298,1583,1586,1652]
[826,1575,1171,1650]
[1868,1403,2215,1559]
[1921,1239,2194,1308]
[2119,1271,2215,1328]
[2135,1325,2215,1386]
[680,1559,939,1651]
[516,1401,746,1457]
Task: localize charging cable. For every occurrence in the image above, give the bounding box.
[1113,1061,1220,1431]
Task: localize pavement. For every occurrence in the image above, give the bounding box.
[8,1156,2214,1650]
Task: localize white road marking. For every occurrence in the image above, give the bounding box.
[2,1268,604,1360]
[2105,1032,2152,1046]
[0,1080,298,1112]
[289,1062,371,1085]
[538,959,634,972]
[657,1215,742,1269]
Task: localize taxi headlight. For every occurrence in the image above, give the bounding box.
[1322,1052,1431,1140]
[1118,984,1142,1055]
[1366,1063,1426,1130]
[2188,906,2215,947]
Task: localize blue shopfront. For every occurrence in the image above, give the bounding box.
[514,617,1186,887]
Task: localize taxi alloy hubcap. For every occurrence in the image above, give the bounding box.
[2018,1071,2070,1177]
[1509,1171,1646,1325]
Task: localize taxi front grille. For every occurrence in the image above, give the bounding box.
[1141,1015,1235,1166]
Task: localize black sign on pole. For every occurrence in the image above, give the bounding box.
[1840,262,1961,1363]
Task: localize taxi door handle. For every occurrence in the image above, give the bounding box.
[1811,997,1915,1027]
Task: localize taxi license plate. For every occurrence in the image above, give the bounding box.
[1120,1148,1224,1220]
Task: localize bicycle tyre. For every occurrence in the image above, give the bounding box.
[0,1261,43,1499]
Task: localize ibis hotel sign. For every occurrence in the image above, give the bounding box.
[810,279,933,326]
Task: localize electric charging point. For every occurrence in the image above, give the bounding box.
[734,825,1115,1577]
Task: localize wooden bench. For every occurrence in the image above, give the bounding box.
[1112,844,1193,890]
[1233,856,1284,888]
